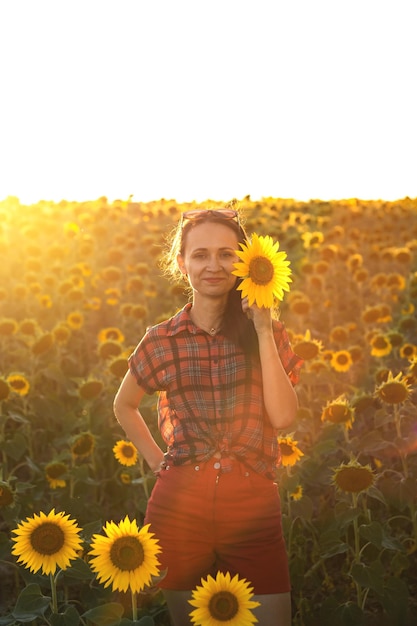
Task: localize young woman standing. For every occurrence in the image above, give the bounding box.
[113,208,302,625]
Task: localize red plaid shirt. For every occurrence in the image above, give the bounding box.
[129,303,302,479]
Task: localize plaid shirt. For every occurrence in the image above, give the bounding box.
[129,303,302,479]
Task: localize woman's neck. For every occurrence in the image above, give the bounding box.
[189,301,225,336]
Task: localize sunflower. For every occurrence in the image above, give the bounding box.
[330,350,353,373]
[105,287,121,306]
[113,440,138,467]
[120,472,132,485]
[375,371,411,405]
[109,357,129,378]
[301,230,324,248]
[0,378,11,401]
[11,509,83,575]
[232,233,292,308]
[45,462,68,489]
[292,329,322,360]
[71,432,95,459]
[277,435,304,467]
[102,266,123,282]
[0,318,18,336]
[399,343,417,360]
[98,327,125,343]
[19,318,40,336]
[289,296,311,316]
[6,373,30,396]
[52,324,71,344]
[98,340,123,360]
[78,379,104,400]
[370,334,392,357]
[189,571,260,626]
[88,517,161,593]
[332,459,375,494]
[0,481,14,506]
[290,484,304,501]
[66,311,84,330]
[321,395,355,429]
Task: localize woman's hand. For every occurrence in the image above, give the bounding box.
[241,296,273,334]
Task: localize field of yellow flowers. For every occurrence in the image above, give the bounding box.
[0,195,416,625]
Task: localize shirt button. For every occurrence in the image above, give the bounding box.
[194,465,200,471]
[213,462,221,470]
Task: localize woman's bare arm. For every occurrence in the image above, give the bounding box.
[113,370,165,473]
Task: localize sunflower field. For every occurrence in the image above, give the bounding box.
[0,195,416,625]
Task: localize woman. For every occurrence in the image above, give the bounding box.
[113,208,302,625]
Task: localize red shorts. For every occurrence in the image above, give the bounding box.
[144,458,290,594]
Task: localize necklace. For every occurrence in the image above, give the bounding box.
[190,310,220,336]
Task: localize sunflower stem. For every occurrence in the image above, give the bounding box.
[50,572,58,613]
[394,404,402,439]
[352,492,360,564]
[131,590,138,621]
[138,455,149,499]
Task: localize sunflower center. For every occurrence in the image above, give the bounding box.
[122,445,134,458]
[209,591,239,621]
[248,256,274,285]
[379,382,408,404]
[110,536,144,571]
[328,405,350,423]
[30,522,65,555]
[280,442,294,456]
[335,467,374,493]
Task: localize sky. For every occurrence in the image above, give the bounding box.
[0,0,416,205]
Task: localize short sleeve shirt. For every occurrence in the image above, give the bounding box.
[128,303,303,479]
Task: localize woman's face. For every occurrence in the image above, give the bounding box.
[178,221,240,298]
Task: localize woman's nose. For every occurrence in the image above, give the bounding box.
[206,256,221,270]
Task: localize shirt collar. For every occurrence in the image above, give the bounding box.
[166,303,197,336]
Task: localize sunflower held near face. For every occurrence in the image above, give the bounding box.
[189,571,260,626]
[11,509,83,575]
[88,516,161,593]
[232,233,292,308]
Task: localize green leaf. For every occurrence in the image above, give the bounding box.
[379,576,409,618]
[0,432,28,461]
[333,601,365,626]
[50,605,81,626]
[61,557,94,581]
[359,521,384,548]
[0,531,11,559]
[0,616,17,625]
[334,504,361,529]
[319,529,349,558]
[12,583,51,621]
[290,495,314,521]
[351,562,384,595]
[82,602,124,626]
[366,485,387,505]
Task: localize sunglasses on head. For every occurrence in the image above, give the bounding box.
[180,208,240,227]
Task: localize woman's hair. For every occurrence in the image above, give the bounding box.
[160,207,258,354]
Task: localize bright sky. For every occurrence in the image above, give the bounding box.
[0,0,416,205]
